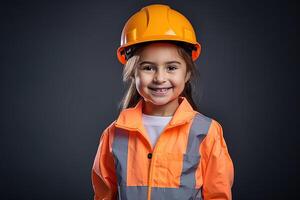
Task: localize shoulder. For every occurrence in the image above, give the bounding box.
[193,111,213,124]
[197,115,230,161]
[98,120,117,142]
[189,112,213,137]
[192,112,223,134]
[193,112,223,139]
[193,112,227,152]
[206,118,224,144]
[192,112,217,128]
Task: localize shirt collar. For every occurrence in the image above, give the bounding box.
[115,96,197,131]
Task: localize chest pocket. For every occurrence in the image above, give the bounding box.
[153,152,183,187]
[152,152,201,188]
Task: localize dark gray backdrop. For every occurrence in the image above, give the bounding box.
[0,0,298,199]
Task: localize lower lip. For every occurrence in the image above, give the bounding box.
[149,87,172,96]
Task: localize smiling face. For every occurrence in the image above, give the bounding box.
[134,42,191,115]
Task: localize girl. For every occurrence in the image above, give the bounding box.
[91,4,234,200]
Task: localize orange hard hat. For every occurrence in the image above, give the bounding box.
[117,4,201,65]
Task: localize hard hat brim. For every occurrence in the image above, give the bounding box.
[117,39,201,65]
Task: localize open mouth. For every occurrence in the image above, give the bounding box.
[148,87,173,95]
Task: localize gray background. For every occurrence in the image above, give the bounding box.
[0,0,298,199]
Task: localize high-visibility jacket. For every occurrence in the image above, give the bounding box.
[91,97,234,200]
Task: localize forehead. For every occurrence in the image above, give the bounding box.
[139,42,184,63]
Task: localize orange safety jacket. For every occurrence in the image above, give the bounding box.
[91,97,234,200]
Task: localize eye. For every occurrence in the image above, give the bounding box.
[142,65,155,71]
[167,65,178,71]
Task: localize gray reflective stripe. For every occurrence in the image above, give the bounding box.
[186,113,212,154]
[113,128,147,200]
[180,113,212,191]
[116,186,202,200]
[112,127,129,186]
[151,187,203,200]
[117,185,148,200]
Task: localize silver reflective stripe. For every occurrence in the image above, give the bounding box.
[186,113,212,154]
[112,128,129,187]
[179,113,212,198]
[151,187,201,200]
[112,128,148,200]
[116,186,203,200]
[117,186,148,200]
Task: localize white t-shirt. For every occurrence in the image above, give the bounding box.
[142,113,173,148]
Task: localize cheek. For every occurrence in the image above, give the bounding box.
[135,75,150,92]
[135,78,144,97]
[136,74,151,87]
[135,77,140,88]
[171,75,187,88]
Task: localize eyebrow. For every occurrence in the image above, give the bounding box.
[139,61,181,65]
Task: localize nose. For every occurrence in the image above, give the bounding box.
[153,69,166,83]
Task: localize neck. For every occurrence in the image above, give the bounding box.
[142,98,181,116]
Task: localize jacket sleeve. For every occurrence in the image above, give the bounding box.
[201,120,234,200]
[91,125,118,200]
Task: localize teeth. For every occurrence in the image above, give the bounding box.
[154,88,168,92]
[157,88,166,92]
[149,87,172,93]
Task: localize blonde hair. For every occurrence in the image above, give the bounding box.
[118,42,201,112]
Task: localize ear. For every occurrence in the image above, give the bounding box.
[185,71,191,83]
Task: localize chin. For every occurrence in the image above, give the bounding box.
[150,99,169,106]
[146,96,174,106]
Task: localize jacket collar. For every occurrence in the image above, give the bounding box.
[115,96,197,131]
